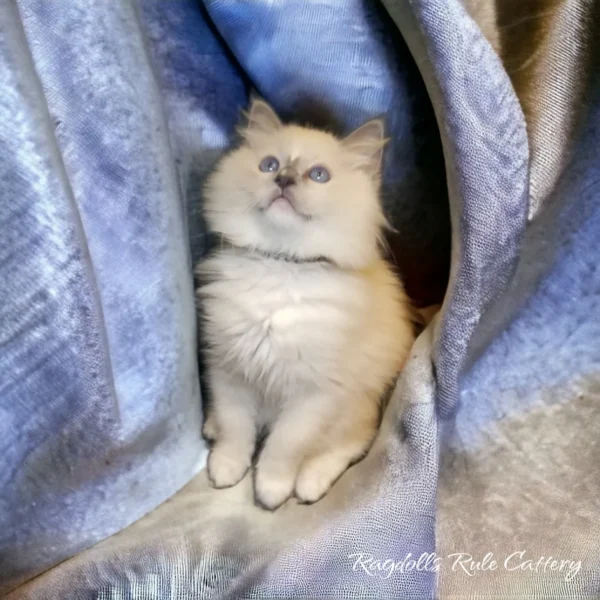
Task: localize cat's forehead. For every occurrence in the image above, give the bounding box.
[254,125,341,163]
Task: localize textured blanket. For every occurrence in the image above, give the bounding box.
[1,0,599,598]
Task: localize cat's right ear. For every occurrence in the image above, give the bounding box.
[242,98,282,137]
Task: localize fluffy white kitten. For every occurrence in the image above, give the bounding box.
[197,99,415,510]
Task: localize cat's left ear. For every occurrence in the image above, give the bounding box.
[244,98,282,135]
[341,119,387,177]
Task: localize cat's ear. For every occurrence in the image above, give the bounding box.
[243,98,282,135]
[341,119,387,177]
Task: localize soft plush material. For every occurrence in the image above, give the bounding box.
[1,0,599,598]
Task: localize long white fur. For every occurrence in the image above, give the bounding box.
[196,100,415,510]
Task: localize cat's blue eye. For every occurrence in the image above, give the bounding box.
[259,156,279,172]
[308,166,330,183]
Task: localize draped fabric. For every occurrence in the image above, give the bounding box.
[2,0,599,598]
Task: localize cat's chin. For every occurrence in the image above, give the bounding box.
[263,195,310,225]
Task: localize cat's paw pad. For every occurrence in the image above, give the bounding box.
[254,470,295,511]
[207,449,249,489]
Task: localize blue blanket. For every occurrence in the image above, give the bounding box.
[2,0,599,598]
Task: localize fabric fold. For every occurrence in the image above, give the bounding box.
[4,0,599,598]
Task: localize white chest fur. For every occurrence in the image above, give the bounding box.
[198,252,369,399]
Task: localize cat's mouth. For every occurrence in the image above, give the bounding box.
[271,196,294,210]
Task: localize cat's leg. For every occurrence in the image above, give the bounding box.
[206,368,257,489]
[201,410,218,441]
[294,398,379,504]
[254,395,337,510]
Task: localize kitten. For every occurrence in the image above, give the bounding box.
[196,99,415,510]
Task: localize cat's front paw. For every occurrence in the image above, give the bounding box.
[254,467,295,511]
[295,453,348,504]
[207,446,250,489]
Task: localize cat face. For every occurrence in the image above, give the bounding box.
[204,99,388,269]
